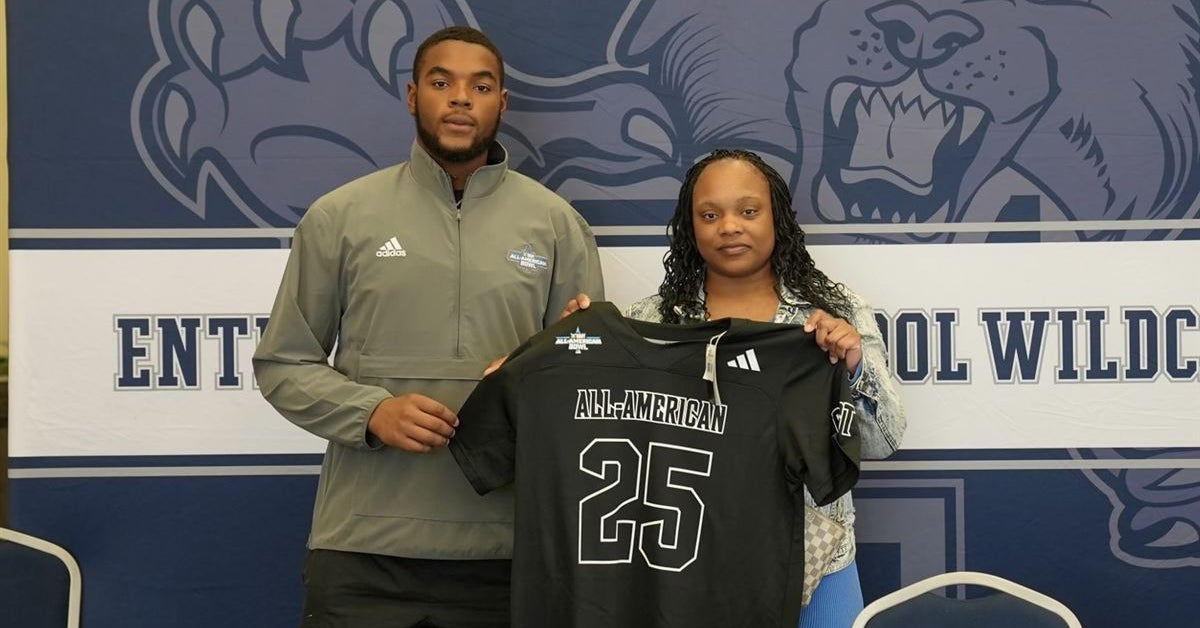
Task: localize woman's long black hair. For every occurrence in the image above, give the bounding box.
[657,148,853,323]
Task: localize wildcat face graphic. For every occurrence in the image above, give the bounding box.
[135,0,1200,242]
[785,0,1200,242]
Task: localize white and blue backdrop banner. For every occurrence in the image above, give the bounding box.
[7,1,1200,627]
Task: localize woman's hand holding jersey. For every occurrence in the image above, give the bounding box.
[804,309,863,373]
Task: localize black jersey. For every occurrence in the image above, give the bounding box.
[449,302,860,628]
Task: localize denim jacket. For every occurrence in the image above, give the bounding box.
[624,284,906,573]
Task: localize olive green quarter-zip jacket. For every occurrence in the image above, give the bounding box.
[253,141,605,559]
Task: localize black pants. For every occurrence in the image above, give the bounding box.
[300,549,511,628]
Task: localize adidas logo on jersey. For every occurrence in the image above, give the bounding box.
[376,236,407,258]
[726,348,761,372]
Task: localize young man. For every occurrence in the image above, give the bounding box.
[253,26,605,628]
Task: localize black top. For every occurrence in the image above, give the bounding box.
[450,302,861,628]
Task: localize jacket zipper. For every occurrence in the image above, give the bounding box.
[455,201,463,358]
[452,167,479,359]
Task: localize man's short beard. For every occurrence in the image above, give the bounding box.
[415,107,501,164]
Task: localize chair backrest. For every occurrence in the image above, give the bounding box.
[0,526,82,628]
[852,571,1081,628]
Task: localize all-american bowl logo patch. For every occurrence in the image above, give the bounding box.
[507,245,550,273]
[555,327,603,354]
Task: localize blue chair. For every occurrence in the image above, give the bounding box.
[852,571,1081,628]
[0,527,82,628]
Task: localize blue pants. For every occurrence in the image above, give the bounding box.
[800,560,864,628]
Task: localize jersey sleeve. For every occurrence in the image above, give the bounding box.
[779,358,862,506]
[449,364,520,495]
[450,306,602,495]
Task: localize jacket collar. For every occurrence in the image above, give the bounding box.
[777,284,811,315]
[408,140,509,203]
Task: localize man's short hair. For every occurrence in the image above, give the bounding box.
[413,26,505,87]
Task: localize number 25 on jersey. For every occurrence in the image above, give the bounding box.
[577,438,713,572]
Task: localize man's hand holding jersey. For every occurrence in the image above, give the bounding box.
[367,394,459,453]
[482,293,593,376]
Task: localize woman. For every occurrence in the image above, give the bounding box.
[624,148,907,626]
